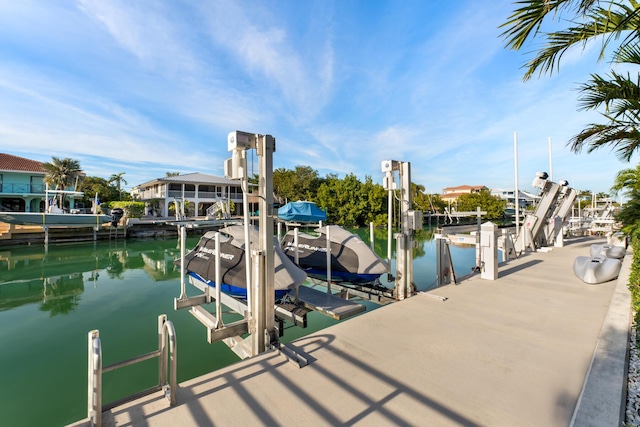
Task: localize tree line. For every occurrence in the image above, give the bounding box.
[270,165,507,227]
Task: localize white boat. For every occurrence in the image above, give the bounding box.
[0,189,112,227]
[589,243,626,259]
[0,211,112,227]
[177,224,307,300]
[281,224,389,283]
[573,255,622,284]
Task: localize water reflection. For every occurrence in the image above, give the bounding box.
[0,238,186,314]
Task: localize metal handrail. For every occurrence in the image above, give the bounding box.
[87,314,177,427]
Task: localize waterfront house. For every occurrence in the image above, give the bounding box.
[490,188,539,209]
[131,172,244,218]
[0,153,84,213]
[440,185,487,206]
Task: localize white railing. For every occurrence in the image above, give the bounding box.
[87,314,177,427]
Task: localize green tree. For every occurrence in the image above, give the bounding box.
[315,173,387,227]
[274,165,324,203]
[501,0,640,160]
[612,163,640,197]
[78,176,119,211]
[426,193,446,213]
[456,189,506,220]
[108,172,128,201]
[42,157,82,208]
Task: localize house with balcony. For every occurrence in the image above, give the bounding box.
[0,153,84,213]
[490,188,539,208]
[131,172,244,218]
[0,153,46,212]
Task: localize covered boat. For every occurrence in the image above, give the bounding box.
[589,243,626,259]
[278,201,327,223]
[573,255,622,284]
[176,225,307,299]
[281,224,389,283]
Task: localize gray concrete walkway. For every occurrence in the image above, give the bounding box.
[70,236,632,426]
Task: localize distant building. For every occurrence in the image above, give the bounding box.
[131,172,244,218]
[440,185,487,204]
[0,153,83,212]
[490,188,539,208]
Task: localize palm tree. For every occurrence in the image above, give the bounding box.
[611,163,640,197]
[108,172,127,201]
[42,157,82,209]
[500,1,640,159]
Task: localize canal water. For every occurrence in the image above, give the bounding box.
[0,227,475,426]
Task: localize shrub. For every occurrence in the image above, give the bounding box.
[107,201,145,218]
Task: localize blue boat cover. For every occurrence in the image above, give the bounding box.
[278,201,327,222]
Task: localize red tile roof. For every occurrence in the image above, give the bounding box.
[0,153,46,173]
[442,185,486,192]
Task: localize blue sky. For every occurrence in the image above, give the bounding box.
[0,0,635,196]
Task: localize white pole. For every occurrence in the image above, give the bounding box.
[179,225,186,299]
[370,222,374,251]
[548,137,553,182]
[294,228,299,265]
[387,187,392,266]
[214,232,222,328]
[514,132,520,237]
[326,225,332,294]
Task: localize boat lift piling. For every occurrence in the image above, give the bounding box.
[381,160,422,300]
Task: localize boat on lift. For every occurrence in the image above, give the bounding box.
[281,224,389,284]
[573,255,622,284]
[177,224,307,300]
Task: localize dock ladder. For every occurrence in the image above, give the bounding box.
[87,314,177,427]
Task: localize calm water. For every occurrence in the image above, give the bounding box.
[0,227,475,426]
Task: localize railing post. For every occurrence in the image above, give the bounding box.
[88,330,102,427]
[166,319,177,406]
[158,315,167,388]
[158,314,177,406]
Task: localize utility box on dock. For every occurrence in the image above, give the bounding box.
[480,222,498,280]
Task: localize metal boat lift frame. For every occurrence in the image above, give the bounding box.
[173,131,364,365]
[514,172,561,253]
[381,160,422,300]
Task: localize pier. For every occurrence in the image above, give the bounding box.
[69,235,631,426]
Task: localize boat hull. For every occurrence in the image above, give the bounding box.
[0,212,112,226]
[177,225,307,298]
[281,225,389,283]
[573,255,622,284]
[187,272,291,300]
[589,243,626,259]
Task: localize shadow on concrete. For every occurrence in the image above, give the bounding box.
[167,333,483,427]
[498,259,544,278]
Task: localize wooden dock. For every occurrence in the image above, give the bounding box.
[69,235,631,426]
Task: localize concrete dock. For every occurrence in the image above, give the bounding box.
[70,235,632,426]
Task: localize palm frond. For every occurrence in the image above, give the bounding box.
[569,121,640,161]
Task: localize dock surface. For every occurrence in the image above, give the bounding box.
[70,236,631,426]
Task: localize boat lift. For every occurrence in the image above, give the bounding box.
[173,130,363,363]
[381,159,422,300]
[542,180,577,247]
[514,172,561,253]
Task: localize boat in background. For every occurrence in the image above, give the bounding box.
[590,243,626,259]
[0,189,111,227]
[278,201,327,223]
[177,224,307,300]
[281,224,389,284]
[0,210,112,227]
